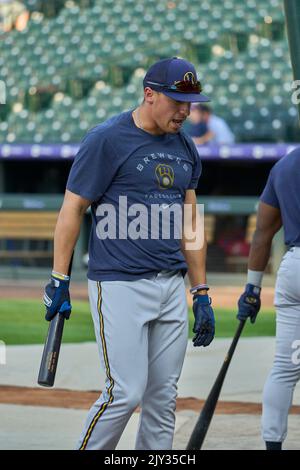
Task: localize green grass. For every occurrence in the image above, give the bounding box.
[0,299,94,345]
[188,307,276,339]
[0,298,276,345]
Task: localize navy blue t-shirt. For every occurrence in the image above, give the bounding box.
[260,147,300,247]
[66,110,202,281]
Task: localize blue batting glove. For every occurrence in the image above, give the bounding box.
[192,294,215,347]
[237,283,261,324]
[43,273,72,322]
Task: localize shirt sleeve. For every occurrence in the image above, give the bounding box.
[260,169,280,208]
[66,128,120,202]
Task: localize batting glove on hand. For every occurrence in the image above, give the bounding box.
[43,273,72,322]
[192,294,215,347]
[237,283,261,324]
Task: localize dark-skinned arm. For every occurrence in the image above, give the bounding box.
[237,201,282,324]
[248,201,282,271]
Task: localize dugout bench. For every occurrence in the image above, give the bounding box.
[200,197,285,274]
[0,194,87,272]
[0,211,58,262]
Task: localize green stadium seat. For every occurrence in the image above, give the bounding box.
[0,0,296,144]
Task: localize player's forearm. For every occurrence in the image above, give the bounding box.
[181,236,207,287]
[248,228,273,272]
[53,205,85,275]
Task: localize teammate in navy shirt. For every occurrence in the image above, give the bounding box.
[237,147,300,450]
[260,149,300,247]
[43,57,215,450]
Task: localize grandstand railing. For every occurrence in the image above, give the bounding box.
[0,143,299,160]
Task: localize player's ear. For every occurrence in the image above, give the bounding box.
[144,87,156,104]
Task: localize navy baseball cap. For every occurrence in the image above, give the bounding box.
[143,57,210,103]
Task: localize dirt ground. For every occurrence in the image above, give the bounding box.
[1,385,299,415]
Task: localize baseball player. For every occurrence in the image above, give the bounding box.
[43,57,215,450]
[237,147,300,450]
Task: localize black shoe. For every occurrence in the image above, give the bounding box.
[265,441,282,450]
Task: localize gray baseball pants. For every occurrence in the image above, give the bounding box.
[77,270,188,450]
[262,247,300,443]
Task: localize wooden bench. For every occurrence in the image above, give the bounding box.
[0,211,58,261]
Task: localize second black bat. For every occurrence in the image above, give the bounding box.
[186,319,246,450]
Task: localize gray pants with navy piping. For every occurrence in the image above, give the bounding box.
[77,270,188,450]
[262,247,300,443]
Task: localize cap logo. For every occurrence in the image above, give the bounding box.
[175,72,196,84]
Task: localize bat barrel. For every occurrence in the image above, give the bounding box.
[186,320,246,450]
[38,254,73,388]
[38,313,65,387]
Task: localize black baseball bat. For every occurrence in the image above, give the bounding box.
[186,319,246,450]
[38,254,73,387]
